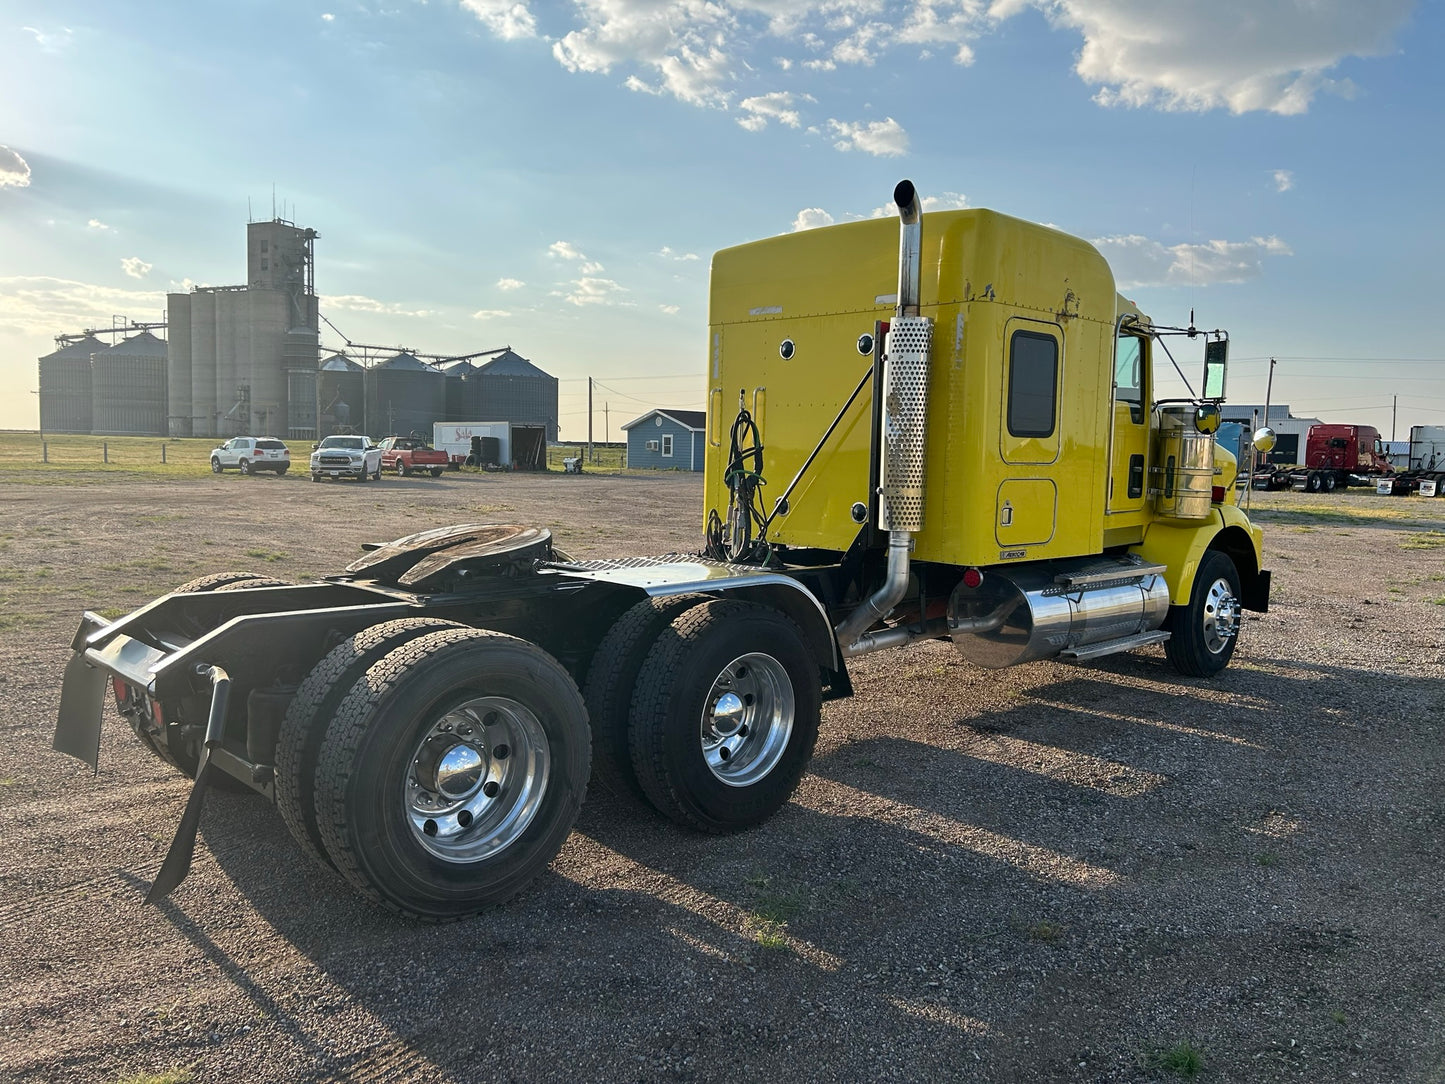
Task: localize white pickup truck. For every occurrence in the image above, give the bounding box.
[309,435,383,483]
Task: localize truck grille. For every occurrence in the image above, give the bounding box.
[318,455,354,467]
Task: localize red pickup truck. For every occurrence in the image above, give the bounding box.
[377,435,450,477]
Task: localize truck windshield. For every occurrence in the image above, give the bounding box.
[320,437,365,450]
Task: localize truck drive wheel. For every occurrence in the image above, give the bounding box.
[312,628,590,919]
[628,599,821,833]
[1306,472,1323,492]
[584,595,706,804]
[1324,473,1337,492]
[1164,550,1242,678]
[275,618,465,872]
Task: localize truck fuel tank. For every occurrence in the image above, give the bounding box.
[948,556,1170,669]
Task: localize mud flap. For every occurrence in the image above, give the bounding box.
[55,653,107,770]
[146,665,230,904]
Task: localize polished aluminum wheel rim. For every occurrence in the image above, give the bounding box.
[403,696,549,862]
[1202,577,1240,654]
[700,652,794,787]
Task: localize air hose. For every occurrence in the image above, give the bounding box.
[706,392,768,563]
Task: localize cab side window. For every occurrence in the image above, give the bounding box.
[1006,330,1058,439]
[1114,333,1144,423]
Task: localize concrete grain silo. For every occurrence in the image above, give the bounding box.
[91,332,168,436]
[38,334,105,433]
[166,293,193,436]
[189,290,219,437]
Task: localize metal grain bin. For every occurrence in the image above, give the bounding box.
[473,350,559,439]
[92,331,169,436]
[38,334,105,433]
[318,354,365,436]
[368,352,444,437]
[441,359,482,421]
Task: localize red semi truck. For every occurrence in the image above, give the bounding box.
[1253,423,1394,492]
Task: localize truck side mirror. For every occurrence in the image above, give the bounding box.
[1202,339,1227,400]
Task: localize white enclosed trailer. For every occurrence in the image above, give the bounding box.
[433,421,511,467]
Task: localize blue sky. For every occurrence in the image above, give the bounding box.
[2,0,1441,442]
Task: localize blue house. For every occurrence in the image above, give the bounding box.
[622,409,707,471]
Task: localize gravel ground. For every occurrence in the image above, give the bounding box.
[0,471,1441,1084]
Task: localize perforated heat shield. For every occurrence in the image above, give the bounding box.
[878,315,933,531]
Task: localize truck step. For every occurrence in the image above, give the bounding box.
[1061,630,1171,662]
[1054,556,1167,588]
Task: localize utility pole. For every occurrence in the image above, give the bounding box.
[1392,395,1397,442]
[605,402,609,445]
[587,377,594,463]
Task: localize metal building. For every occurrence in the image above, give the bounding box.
[91,332,169,436]
[368,353,444,438]
[316,354,366,436]
[473,350,559,440]
[38,334,105,433]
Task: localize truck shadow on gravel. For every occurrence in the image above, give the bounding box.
[174,654,1443,1082]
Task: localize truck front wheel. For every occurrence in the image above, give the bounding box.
[628,599,820,833]
[313,628,589,919]
[1164,550,1242,678]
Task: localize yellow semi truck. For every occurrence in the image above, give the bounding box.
[55,182,1269,919]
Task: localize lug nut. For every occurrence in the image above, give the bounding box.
[457,810,473,828]
[493,743,510,760]
[483,781,500,798]
[423,819,438,836]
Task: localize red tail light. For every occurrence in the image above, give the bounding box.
[111,677,129,708]
[1212,486,1226,502]
[963,567,983,588]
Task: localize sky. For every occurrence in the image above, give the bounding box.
[1,0,1441,444]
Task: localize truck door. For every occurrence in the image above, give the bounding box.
[1106,328,1148,514]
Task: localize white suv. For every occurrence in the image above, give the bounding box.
[210,437,290,476]
[310,435,384,483]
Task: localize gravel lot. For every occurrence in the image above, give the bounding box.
[0,470,1441,1083]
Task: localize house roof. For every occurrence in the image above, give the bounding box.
[475,349,554,380]
[621,408,707,432]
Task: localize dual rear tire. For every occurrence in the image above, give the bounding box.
[282,624,590,920]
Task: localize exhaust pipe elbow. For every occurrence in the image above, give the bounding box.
[894,179,921,317]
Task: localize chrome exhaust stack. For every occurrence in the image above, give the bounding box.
[836,180,934,658]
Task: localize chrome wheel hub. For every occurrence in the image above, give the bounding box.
[1202,577,1241,654]
[403,696,549,863]
[701,653,794,787]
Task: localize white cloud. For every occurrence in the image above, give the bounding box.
[549,240,585,260]
[1272,169,1294,192]
[321,11,335,21]
[1092,233,1293,288]
[870,190,969,217]
[827,116,908,156]
[657,246,700,261]
[659,303,681,315]
[581,260,606,275]
[0,275,165,335]
[87,219,111,231]
[459,0,537,40]
[455,0,1409,121]
[563,276,628,306]
[0,146,31,189]
[496,277,525,290]
[120,257,153,279]
[792,207,835,231]
[737,90,811,131]
[471,308,512,320]
[321,293,437,317]
[22,25,73,53]
[1018,0,1412,115]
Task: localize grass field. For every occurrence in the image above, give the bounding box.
[0,432,647,480]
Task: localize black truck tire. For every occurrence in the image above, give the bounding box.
[275,617,466,872]
[584,595,706,804]
[430,468,443,478]
[1164,550,1243,678]
[312,628,590,920]
[628,599,821,833]
[174,571,281,593]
